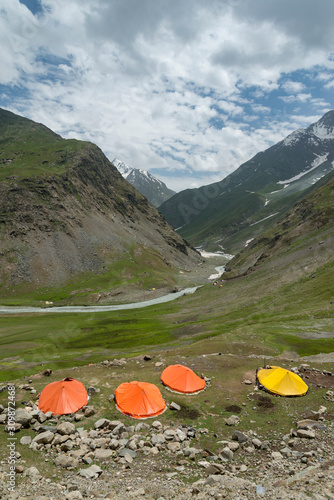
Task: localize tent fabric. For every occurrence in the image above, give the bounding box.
[114,381,166,419]
[160,364,206,394]
[256,366,308,396]
[38,377,88,415]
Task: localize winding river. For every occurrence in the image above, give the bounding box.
[0,286,200,315]
[0,256,228,315]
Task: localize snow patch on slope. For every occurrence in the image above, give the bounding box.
[310,123,334,140]
[277,154,329,185]
[283,129,305,147]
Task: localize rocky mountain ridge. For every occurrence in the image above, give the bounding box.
[0,108,201,295]
[159,110,334,253]
[112,158,175,207]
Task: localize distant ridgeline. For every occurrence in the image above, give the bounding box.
[112,158,175,208]
[159,110,334,253]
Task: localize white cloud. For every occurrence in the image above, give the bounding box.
[0,0,333,191]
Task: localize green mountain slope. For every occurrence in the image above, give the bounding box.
[159,111,334,252]
[223,169,334,279]
[0,108,201,303]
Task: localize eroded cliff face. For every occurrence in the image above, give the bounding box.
[0,144,200,289]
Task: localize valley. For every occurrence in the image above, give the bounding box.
[0,108,333,500]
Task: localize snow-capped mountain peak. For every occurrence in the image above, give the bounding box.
[283,128,305,147]
[112,158,132,178]
[307,110,334,140]
[112,158,175,207]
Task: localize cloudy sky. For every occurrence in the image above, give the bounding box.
[1,0,334,191]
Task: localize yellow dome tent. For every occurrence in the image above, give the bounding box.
[256,366,308,396]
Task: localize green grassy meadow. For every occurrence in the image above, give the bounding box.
[0,251,333,382]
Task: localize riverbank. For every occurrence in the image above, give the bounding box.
[0,252,230,313]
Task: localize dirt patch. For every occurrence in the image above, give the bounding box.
[178,405,200,420]
[252,394,276,409]
[225,405,242,414]
[242,370,256,383]
[300,368,334,389]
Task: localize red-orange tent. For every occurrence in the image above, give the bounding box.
[160,364,206,394]
[114,381,166,419]
[38,377,88,415]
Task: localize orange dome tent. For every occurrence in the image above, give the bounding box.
[160,364,206,394]
[38,377,88,415]
[114,381,166,419]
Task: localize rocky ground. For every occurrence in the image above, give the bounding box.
[0,364,333,500]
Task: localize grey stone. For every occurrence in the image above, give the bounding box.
[24,466,40,477]
[176,429,187,441]
[232,430,248,443]
[164,429,176,440]
[118,448,137,459]
[124,452,133,463]
[167,442,181,452]
[225,415,240,426]
[15,409,33,427]
[57,422,76,435]
[151,434,166,445]
[108,420,123,430]
[31,430,54,445]
[20,435,32,445]
[94,449,113,460]
[297,429,316,439]
[220,447,233,461]
[78,464,103,479]
[54,454,79,468]
[252,438,262,449]
[271,451,283,460]
[61,440,74,452]
[109,438,120,450]
[130,488,145,496]
[83,406,95,418]
[65,492,83,500]
[170,402,181,411]
[37,412,47,423]
[94,418,110,430]
[5,422,22,433]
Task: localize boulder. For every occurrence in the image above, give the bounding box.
[232,430,248,443]
[94,449,113,460]
[78,464,103,479]
[176,429,187,441]
[225,415,240,426]
[109,439,120,450]
[15,409,33,427]
[151,434,165,446]
[271,451,283,460]
[54,454,79,469]
[94,418,110,430]
[297,429,316,439]
[83,406,95,418]
[118,448,137,459]
[167,442,181,452]
[31,431,54,445]
[220,447,233,461]
[252,438,262,449]
[23,466,40,477]
[20,436,32,445]
[57,422,76,435]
